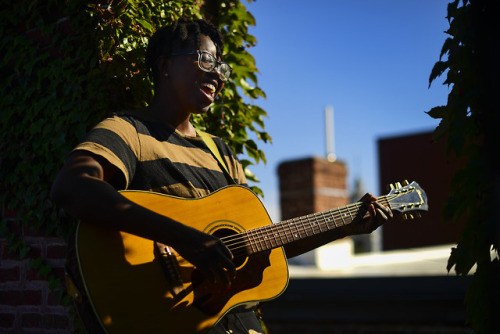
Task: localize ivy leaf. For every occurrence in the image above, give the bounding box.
[1,0,269,300]
[446,0,460,23]
[425,105,447,119]
[136,18,154,32]
[447,247,458,272]
[428,60,449,87]
[439,37,455,60]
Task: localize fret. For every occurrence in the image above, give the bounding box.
[271,224,280,248]
[262,228,272,250]
[311,214,322,233]
[256,228,266,252]
[338,208,346,226]
[264,230,271,249]
[249,229,260,253]
[292,219,301,239]
[265,227,274,249]
[300,217,309,237]
[346,205,354,222]
[270,223,281,247]
[330,210,338,228]
[307,215,315,235]
[325,211,333,228]
[247,231,256,254]
[280,224,287,246]
[320,211,331,230]
[262,225,271,249]
[281,222,290,244]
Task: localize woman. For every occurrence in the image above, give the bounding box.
[51,18,392,334]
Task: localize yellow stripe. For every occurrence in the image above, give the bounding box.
[94,117,141,158]
[73,142,130,187]
[137,133,221,172]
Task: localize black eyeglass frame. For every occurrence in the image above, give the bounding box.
[169,50,232,82]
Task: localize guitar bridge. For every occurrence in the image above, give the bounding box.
[156,244,184,297]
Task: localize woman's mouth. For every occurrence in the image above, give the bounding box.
[200,82,217,102]
[201,83,216,95]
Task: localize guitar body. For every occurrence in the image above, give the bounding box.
[76,186,289,334]
[76,180,428,333]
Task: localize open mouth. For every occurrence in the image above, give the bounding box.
[201,83,216,97]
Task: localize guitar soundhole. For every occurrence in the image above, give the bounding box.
[212,228,248,268]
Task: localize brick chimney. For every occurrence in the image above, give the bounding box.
[277,156,350,266]
[278,157,349,220]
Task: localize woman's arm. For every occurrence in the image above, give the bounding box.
[283,193,392,258]
[51,151,236,285]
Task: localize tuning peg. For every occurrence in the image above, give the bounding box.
[388,183,395,191]
[402,180,409,186]
[408,213,414,220]
[401,213,408,221]
[415,212,422,218]
[395,182,402,189]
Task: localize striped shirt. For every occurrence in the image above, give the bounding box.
[74,113,247,198]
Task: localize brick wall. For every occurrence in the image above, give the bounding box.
[278,157,349,220]
[0,206,72,333]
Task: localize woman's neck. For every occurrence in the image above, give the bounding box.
[147,100,196,137]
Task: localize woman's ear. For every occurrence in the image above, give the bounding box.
[156,56,170,80]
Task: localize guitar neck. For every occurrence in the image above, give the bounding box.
[223,196,390,256]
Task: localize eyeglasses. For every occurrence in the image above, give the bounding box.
[170,50,232,82]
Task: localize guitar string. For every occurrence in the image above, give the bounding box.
[221,193,393,250]
[221,195,394,253]
[220,194,399,254]
[220,192,416,256]
[227,193,421,258]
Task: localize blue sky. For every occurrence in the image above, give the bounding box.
[241,0,451,222]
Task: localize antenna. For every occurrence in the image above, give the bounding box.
[325,105,336,162]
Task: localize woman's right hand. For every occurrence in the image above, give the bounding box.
[172,225,236,287]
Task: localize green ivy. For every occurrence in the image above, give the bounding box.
[0,0,268,294]
[427,0,499,332]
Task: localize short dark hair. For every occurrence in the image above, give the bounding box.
[145,18,224,87]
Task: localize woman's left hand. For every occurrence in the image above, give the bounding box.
[343,193,393,235]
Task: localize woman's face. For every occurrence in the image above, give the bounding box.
[165,34,225,115]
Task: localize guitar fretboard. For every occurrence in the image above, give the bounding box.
[223,196,390,256]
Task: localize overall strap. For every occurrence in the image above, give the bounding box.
[195,129,235,184]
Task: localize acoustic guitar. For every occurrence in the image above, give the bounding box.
[76,180,427,333]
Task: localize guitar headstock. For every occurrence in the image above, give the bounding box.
[386,180,428,220]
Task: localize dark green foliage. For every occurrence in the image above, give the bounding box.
[427,0,499,332]
[0,0,268,293]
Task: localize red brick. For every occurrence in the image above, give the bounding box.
[26,267,39,281]
[26,245,42,259]
[47,285,68,306]
[27,264,65,282]
[47,290,62,306]
[0,240,42,260]
[1,244,19,260]
[0,290,42,306]
[23,224,47,237]
[42,314,69,329]
[0,266,20,282]
[52,267,66,280]
[47,244,67,259]
[278,157,348,220]
[21,313,41,328]
[0,313,15,329]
